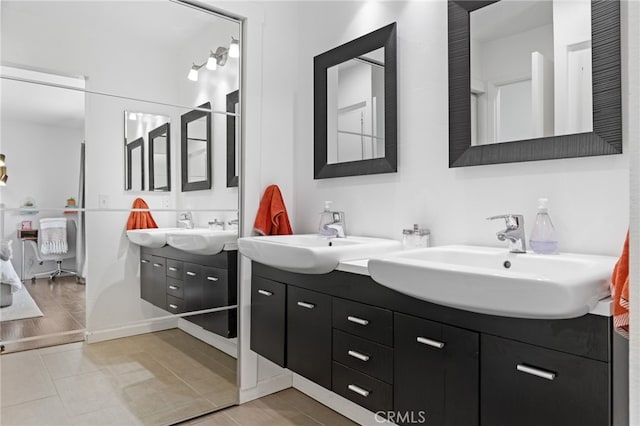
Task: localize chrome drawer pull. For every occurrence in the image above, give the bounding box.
[168,285,178,290]
[258,289,273,297]
[152,263,163,268]
[168,304,178,310]
[168,267,178,271]
[297,301,315,309]
[348,350,370,362]
[141,259,149,264]
[347,316,369,326]
[186,271,197,276]
[417,336,445,349]
[348,384,370,398]
[207,276,219,282]
[516,364,556,381]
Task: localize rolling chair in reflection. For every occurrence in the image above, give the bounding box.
[27,217,78,281]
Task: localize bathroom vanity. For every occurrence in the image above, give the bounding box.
[250,262,627,426]
[140,246,237,338]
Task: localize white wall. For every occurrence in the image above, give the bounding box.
[291,1,629,258]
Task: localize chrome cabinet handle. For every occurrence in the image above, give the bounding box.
[168,285,178,290]
[168,267,178,271]
[348,384,370,397]
[347,316,369,326]
[168,304,178,310]
[297,301,315,309]
[153,263,162,268]
[516,364,556,381]
[417,336,445,349]
[141,259,149,264]
[186,271,197,276]
[348,350,370,362]
[258,289,273,296]
[207,276,219,282]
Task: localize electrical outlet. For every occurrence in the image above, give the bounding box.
[98,194,109,209]
[161,198,170,208]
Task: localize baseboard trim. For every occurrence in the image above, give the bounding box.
[293,374,396,425]
[85,318,177,343]
[177,318,238,358]
[239,373,292,404]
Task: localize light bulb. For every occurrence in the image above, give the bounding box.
[188,65,199,82]
[128,112,137,120]
[0,154,5,167]
[206,53,217,70]
[229,37,239,58]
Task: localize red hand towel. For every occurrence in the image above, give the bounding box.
[610,231,629,338]
[126,198,159,230]
[253,185,293,236]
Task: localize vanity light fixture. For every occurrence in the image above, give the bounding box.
[0,166,8,186]
[229,37,239,58]
[187,39,237,81]
[188,63,203,82]
[128,112,137,120]
[0,154,4,167]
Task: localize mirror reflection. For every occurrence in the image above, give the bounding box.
[226,90,239,187]
[182,103,212,191]
[327,48,385,164]
[470,0,592,145]
[124,111,169,191]
[149,122,170,191]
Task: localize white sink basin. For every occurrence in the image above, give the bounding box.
[166,229,238,255]
[126,227,182,248]
[368,245,617,319]
[238,234,402,274]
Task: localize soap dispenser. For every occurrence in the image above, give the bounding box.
[318,201,335,236]
[529,198,558,254]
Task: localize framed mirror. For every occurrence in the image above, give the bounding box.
[448,0,621,167]
[314,22,397,179]
[149,122,171,192]
[181,102,212,191]
[125,137,144,191]
[226,90,239,187]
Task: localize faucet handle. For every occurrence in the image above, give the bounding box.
[486,214,523,229]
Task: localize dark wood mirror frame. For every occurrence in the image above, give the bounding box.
[149,122,171,192]
[314,22,397,179]
[126,137,144,191]
[226,90,239,188]
[181,102,212,192]
[448,0,621,168]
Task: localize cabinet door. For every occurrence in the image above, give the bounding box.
[149,255,167,309]
[140,251,154,303]
[201,266,229,308]
[183,262,203,312]
[394,313,479,426]
[287,286,332,389]
[481,334,609,426]
[250,277,286,367]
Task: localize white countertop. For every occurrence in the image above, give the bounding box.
[336,259,613,317]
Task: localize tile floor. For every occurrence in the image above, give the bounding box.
[1,277,85,353]
[1,329,238,425]
[181,388,358,426]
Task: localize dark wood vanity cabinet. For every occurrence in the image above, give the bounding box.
[287,286,332,389]
[394,313,479,426]
[250,263,623,425]
[139,246,237,338]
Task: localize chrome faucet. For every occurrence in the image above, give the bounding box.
[487,214,526,253]
[323,211,347,238]
[177,211,194,229]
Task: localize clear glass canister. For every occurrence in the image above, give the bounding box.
[402,224,430,249]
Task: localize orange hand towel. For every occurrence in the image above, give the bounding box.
[610,231,629,338]
[253,185,293,236]
[126,198,159,230]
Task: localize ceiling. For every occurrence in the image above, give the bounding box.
[471,0,554,43]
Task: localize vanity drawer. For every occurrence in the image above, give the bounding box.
[166,278,184,299]
[333,298,393,346]
[481,334,609,426]
[332,362,393,414]
[166,295,185,314]
[166,259,183,279]
[333,329,393,384]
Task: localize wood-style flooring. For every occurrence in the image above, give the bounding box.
[0,276,85,353]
